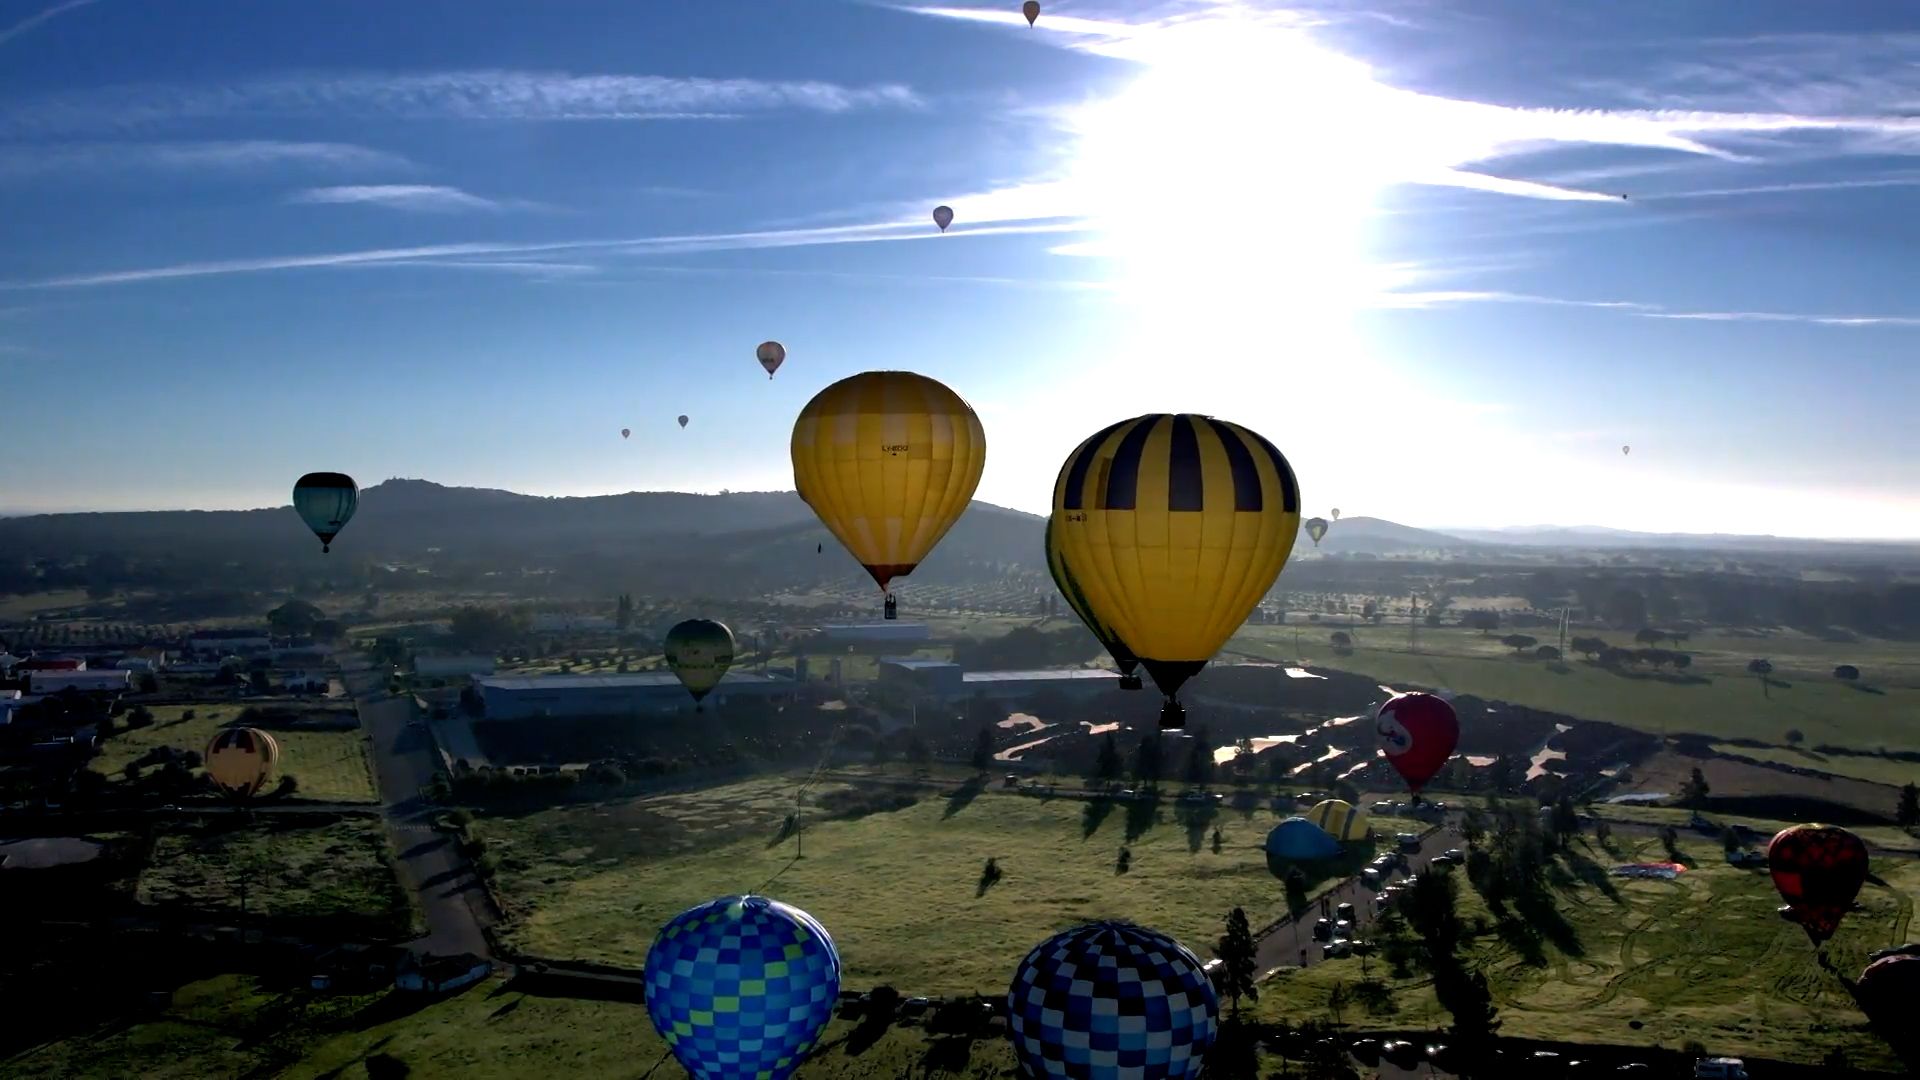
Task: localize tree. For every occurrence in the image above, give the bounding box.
[267,600,324,638]
[1362,600,1379,623]
[1486,755,1521,795]
[1784,729,1805,746]
[1424,611,1442,627]
[1499,634,1538,654]
[1093,734,1122,784]
[1461,805,1487,847]
[1681,767,1711,808]
[311,619,345,643]
[1721,825,1742,854]
[1329,631,1352,649]
[1212,907,1259,1019]
[1446,969,1502,1048]
[1898,783,1919,830]
[1634,627,1664,646]
[1534,645,1561,661]
[1603,587,1648,629]
[905,733,932,766]
[1132,734,1163,788]
[1834,664,1861,682]
[1461,611,1500,635]
[1325,979,1348,1025]
[1672,652,1693,672]
[138,672,159,693]
[1747,658,1774,696]
[1569,635,1607,660]
[249,669,271,693]
[970,728,993,772]
[1550,796,1579,842]
[1183,734,1213,789]
[615,593,634,631]
[448,607,527,652]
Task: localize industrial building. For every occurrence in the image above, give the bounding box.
[806,622,931,649]
[414,654,497,678]
[876,659,1119,703]
[477,670,797,720]
[28,669,131,695]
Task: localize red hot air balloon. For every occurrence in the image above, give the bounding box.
[1858,953,1920,1023]
[1375,692,1458,794]
[1768,823,1869,945]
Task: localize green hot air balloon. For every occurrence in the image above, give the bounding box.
[665,618,736,711]
[1305,517,1329,547]
[293,472,359,554]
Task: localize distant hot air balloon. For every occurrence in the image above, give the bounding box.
[644,895,840,1080]
[792,371,986,621]
[1022,0,1040,25]
[1768,823,1869,946]
[1008,922,1216,1080]
[621,428,631,439]
[1331,508,1341,521]
[292,472,358,554]
[1050,414,1300,729]
[678,415,689,429]
[205,727,280,798]
[665,618,735,711]
[933,205,954,232]
[1376,692,1459,795]
[1045,516,1142,690]
[1622,445,1631,456]
[757,340,786,379]
[1305,516,1329,547]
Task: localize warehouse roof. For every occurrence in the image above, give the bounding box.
[961,668,1119,683]
[480,671,792,692]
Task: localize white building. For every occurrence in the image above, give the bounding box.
[28,669,132,694]
[414,654,497,678]
[188,629,271,656]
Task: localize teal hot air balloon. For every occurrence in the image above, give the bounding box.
[292,472,358,554]
[665,618,735,710]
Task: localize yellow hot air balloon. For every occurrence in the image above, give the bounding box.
[1051,413,1300,728]
[792,371,985,619]
[205,726,281,798]
[665,618,735,711]
[1305,798,1370,841]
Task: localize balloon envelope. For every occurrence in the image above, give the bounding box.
[1305,516,1329,547]
[1768,823,1868,944]
[665,618,735,705]
[644,895,840,1080]
[1050,413,1299,725]
[292,472,358,554]
[1330,508,1340,521]
[1858,954,1920,1022]
[1007,921,1216,1080]
[1265,817,1342,860]
[1376,692,1459,793]
[1305,798,1370,841]
[1045,515,1141,688]
[678,415,689,428]
[932,205,954,231]
[1622,445,1631,455]
[1022,0,1040,25]
[205,727,281,798]
[757,340,786,378]
[621,428,630,439]
[791,370,985,594]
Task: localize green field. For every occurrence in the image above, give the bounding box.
[1710,743,1920,791]
[137,818,414,937]
[1590,804,1920,853]
[1230,625,1920,751]
[477,774,1417,994]
[92,704,378,803]
[1253,832,1918,1071]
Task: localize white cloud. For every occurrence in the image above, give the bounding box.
[0,71,923,134]
[1370,289,1920,328]
[0,0,98,49]
[0,140,413,178]
[289,184,509,213]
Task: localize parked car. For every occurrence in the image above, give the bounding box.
[1335,902,1356,923]
[1443,848,1466,861]
[1312,918,1333,942]
[1332,919,1353,938]
[1349,1038,1380,1064]
[1380,1041,1421,1068]
[1360,868,1383,888]
[1320,939,1351,959]
[1694,1058,1749,1080]
[1397,833,1421,853]
[1425,1044,1458,1071]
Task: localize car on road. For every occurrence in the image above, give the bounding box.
[902,996,931,1017]
[1360,867,1382,888]
[1380,1041,1421,1068]
[1320,939,1351,959]
[1425,1044,1458,1071]
[1396,832,1421,853]
[1349,1038,1380,1064]
[1443,848,1466,861]
[1431,851,1463,867]
[1335,902,1356,923]
[1332,919,1353,938]
[1693,1058,1749,1079]
[1312,918,1334,942]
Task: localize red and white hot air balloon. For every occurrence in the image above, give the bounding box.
[1376,692,1459,795]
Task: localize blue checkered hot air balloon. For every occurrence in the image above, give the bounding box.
[1007,921,1218,1079]
[643,895,841,1080]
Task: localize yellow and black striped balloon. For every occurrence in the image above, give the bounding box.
[205,726,281,798]
[1050,413,1300,726]
[1044,514,1142,689]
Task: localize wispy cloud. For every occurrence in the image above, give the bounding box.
[1645,174,1920,201]
[1373,289,1920,328]
[0,140,413,178]
[289,184,516,213]
[0,0,98,49]
[1,71,922,134]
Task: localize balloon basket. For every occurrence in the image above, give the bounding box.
[1158,700,1186,730]
[883,594,898,621]
[1119,675,1142,691]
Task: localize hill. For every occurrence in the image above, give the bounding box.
[1312,515,1479,555]
[1443,524,1920,556]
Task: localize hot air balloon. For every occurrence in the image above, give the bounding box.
[292,472,358,554]
[1331,508,1341,521]
[1859,953,1920,1023]
[792,371,985,621]
[644,895,840,1080]
[1768,823,1869,945]
[1007,922,1216,1080]
[757,341,786,379]
[933,205,954,232]
[621,428,631,439]
[1305,798,1370,841]
[1050,413,1299,729]
[1022,0,1040,25]
[1376,692,1459,795]
[1622,445,1631,456]
[665,618,735,710]
[1305,516,1329,547]
[678,415,689,429]
[205,727,281,798]
[1045,516,1142,690]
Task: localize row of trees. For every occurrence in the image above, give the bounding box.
[1082,730,1220,790]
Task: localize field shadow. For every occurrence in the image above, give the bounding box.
[921,1035,977,1074]
[1123,797,1161,843]
[1560,843,1623,903]
[400,837,449,859]
[1176,803,1219,853]
[942,777,985,820]
[1080,798,1114,839]
[1848,683,1887,695]
[765,813,798,850]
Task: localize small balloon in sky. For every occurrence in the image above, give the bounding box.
[678,415,690,429]
[1622,445,1631,456]
[757,340,786,379]
[1331,508,1341,521]
[292,472,358,554]
[1022,1,1040,26]
[1304,517,1329,547]
[933,205,954,232]
[620,428,630,440]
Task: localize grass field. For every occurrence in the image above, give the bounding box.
[1591,803,1920,853]
[1252,832,1918,1071]
[476,773,1419,994]
[91,704,378,803]
[137,817,414,937]
[1231,625,1919,751]
[1710,743,1920,791]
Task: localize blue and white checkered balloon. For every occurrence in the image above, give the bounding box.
[643,895,841,1080]
[1007,921,1218,1079]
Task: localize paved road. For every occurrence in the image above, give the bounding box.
[1253,822,1457,980]
[343,656,494,958]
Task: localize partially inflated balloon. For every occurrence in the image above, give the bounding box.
[791,371,985,615]
[1859,954,1920,1023]
[1768,823,1868,945]
[678,415,689,429]
[1022,0,1040,25]
[621,428,631,439]
[1008,922,1216,1080]
[292,473,357,554]
[1376,692,1459,794]
[205,727,280,798]
[757,341,786,379]
[644,895,840,1080]
[1305,516,1329,547]
[933,205,954,232]
[1051,414,1299,728]
[666,618,735,709]
[1045,515,1141,690]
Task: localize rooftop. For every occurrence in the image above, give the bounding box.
[480,670,794,692]
[962,668,1120,683]
[880,658,960,672]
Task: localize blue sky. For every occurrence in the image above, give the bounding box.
[2,0,1918,537]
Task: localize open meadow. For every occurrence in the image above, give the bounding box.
[137,817,415,939]
[90,704,378,804]
[476,772,1423,995]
